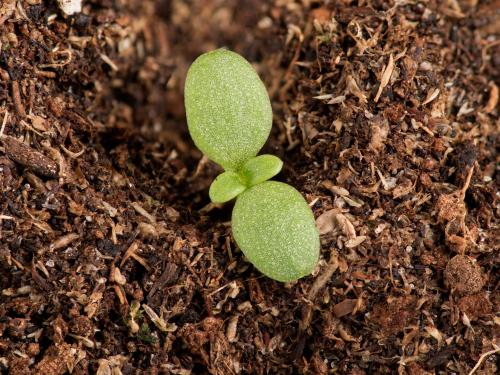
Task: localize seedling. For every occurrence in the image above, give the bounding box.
[185,49,319,282]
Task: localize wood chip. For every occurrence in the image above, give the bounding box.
[2,136,59,178]
[49,233,79,251]
[12,81,26,116]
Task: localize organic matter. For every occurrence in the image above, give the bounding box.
[0,1,497,373]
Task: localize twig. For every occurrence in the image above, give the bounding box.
[2,136,59,178]
[12,81,26,117]
[306,252,339,301]
[460,165,474,199]
[294,252,339,361]
[468,346,500,375]
[0,110,8,138]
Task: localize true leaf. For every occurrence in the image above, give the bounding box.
[232,181,320,282]
[184,49,272,171]
[209,171,247,203]
[240,154,283,187]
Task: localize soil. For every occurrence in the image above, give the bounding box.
[0,0,498,374]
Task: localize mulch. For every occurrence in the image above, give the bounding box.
[0,1,498,374]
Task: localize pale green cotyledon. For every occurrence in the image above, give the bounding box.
[184,49,272,171]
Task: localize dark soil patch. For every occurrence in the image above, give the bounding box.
[0,1,498,374]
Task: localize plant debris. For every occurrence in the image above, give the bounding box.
[0,0,498,374]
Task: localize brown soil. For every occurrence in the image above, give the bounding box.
[0,1,498,374]
[445,254,486,294]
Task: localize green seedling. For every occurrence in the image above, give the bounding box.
[184,49,319,282]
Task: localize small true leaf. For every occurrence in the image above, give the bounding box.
[209,171,247,203]
[240,154,283,187]
[232,181,320,282]
[184,49,272,171]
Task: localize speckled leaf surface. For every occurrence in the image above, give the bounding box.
[232,181,320,282]
[240,154,283,187]
[184,49,272,171]
[209,171,247,203]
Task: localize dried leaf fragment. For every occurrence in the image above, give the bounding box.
[322,180,349,196]
[333,299,357,317]
[85,291,103,318]
[346,75,367,104]
[345,235,367,248]
[374,54,394,102]
[315,209,340,235]
[484,82,498,113]
[422,88,440,105]
[335,213,356,239]
[142,304,177,332]
[28,114,49,132]
[392,178,414,199]
[110,266,126,285]
[424,326,443,345]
